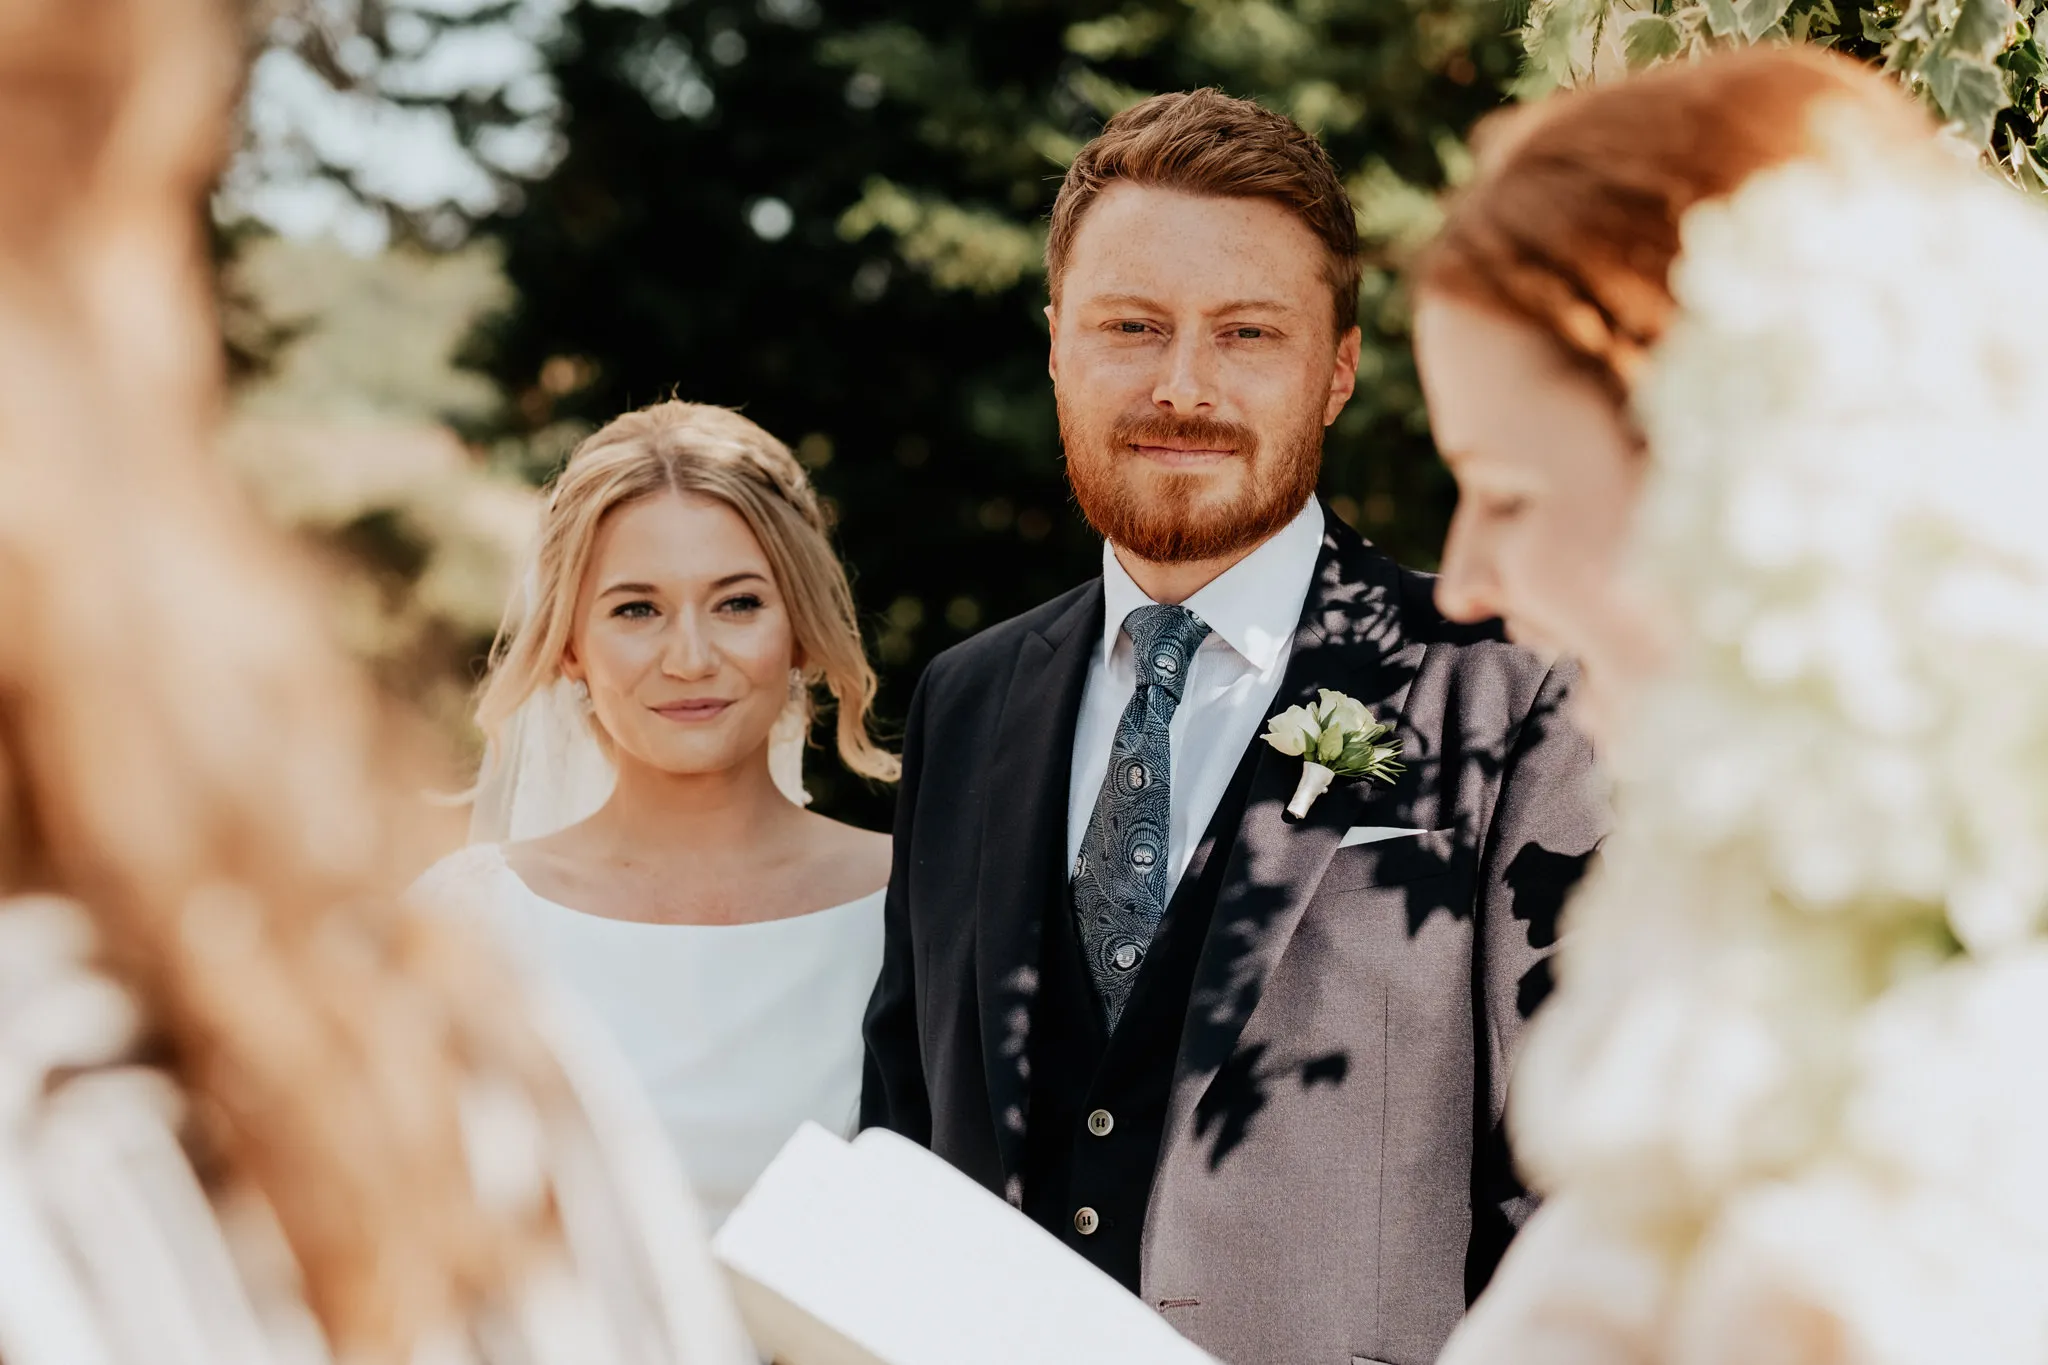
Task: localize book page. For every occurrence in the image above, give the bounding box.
[713,1123,1219,1365]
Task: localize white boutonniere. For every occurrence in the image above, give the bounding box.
[1262,689,1404,819]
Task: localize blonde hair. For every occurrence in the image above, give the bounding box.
[477,401,899,784]
[0,0,566,1354]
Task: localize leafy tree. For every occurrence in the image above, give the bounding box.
[226,0,587,250]
[219,1,576,765]
[476,0,1522,824]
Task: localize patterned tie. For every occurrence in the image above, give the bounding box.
[1071,603,1212,1031]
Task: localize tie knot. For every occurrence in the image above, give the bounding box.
[1124,604,1210,694]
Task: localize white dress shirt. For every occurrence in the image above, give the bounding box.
[1066,498,1324,900]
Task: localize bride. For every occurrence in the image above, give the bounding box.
[1410,48,2048,1364]
[414,401,899,1229]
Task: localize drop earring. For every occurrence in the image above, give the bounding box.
[787,668,805,704]
[570,678,592,711]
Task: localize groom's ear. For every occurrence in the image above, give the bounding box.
[1323,324,1363,425]
[1044,303,1059,381]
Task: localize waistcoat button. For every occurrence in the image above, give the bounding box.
[1087,1109,1115,1137]
[1074,1206,1101,1236]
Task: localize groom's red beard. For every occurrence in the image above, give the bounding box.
[1060,407,1324,564]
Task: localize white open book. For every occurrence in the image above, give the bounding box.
[712,1123,1219,1365]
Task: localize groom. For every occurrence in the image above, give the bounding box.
[863,90,1603,1365]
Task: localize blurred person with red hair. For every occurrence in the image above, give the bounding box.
[1415,47,2048,1365]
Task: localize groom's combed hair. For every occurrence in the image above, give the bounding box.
[1047,89,1361,337]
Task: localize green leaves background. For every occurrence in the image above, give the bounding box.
[234,0,2048,825]
[470,0,1523,823]
[1520,0,2048,185]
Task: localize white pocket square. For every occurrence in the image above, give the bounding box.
[1338,825,1429,848]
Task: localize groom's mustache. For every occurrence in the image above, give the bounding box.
[1108,413,1258,458]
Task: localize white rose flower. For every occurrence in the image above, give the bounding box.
[1260,704,1319,757]
[1316,687,1371,735]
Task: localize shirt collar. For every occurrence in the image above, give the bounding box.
[1098,497,1325,678]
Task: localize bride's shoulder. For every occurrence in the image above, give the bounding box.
[406,843,514,916]
[799,815,891,902]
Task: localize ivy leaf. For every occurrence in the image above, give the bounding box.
[1513,0,1581,97]
[1739,0,1795,39]
[1926,52,2011,139]
[1624,14,1685,65]
[1950,61,2011,138]
[2003,24,2046,80]
[1923,50,1959,103]
[1862,8,1895,42]
[1706,0,1743,35]
[1953,0,2018,56]
[1894,0,1938,46]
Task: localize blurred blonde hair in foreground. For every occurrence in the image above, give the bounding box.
[0,2,741,1361]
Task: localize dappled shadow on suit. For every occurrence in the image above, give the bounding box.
[862,506,1606,1365]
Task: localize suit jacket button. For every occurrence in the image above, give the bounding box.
[1087,1109,1115,1137]
[1074,1207,1100,1236]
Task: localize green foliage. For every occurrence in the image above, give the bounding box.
[1518,0,2048,186]
[227,1,577,247]
[837,178,1046,295]
[475,0,1521,825]
[1624,14,1687,64]
[221,237,537,749]
[226,237,514,429]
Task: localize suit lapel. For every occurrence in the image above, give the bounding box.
[1174,514,1425,1106]
[975,582,1102,1195]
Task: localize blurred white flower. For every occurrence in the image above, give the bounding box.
[1511,844,1864,1208]
[1844,950,2048,1201]
[1674,1171,2048,1365]
[1440,1194,1674,1365]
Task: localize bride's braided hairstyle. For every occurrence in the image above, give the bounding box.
[476,401,898,784]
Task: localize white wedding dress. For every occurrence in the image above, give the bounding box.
[411,845,884,1230]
